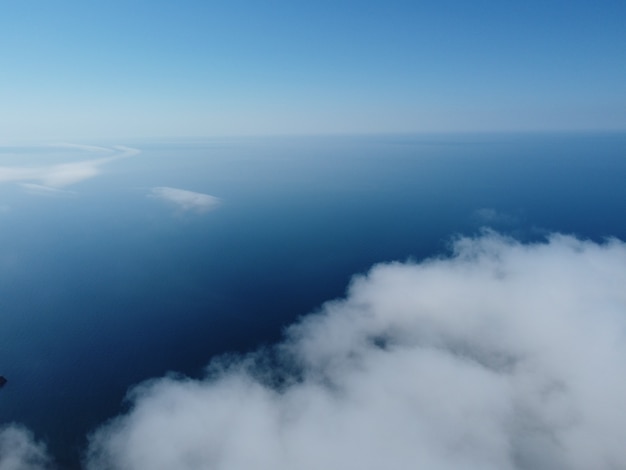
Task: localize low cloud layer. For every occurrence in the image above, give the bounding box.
[0,144,139,189]
[85,232,626,470]
[149,187,221,213]
[6,232,626,469]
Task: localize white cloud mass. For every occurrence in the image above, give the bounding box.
[149,187,221,213]
[82,232,626,470]
[5,232,626,469]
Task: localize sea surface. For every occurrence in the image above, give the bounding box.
[1,133,625,467]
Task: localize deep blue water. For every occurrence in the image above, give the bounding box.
[1,133,625,467]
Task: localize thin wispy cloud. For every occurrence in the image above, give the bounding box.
[149,187,221,213]
[0,144,140,189]
[46,143,114,153]
[19,183,76,197]
[473,207,520,227]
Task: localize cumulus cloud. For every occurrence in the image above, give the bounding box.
[0,425,52,470]
[82,231,626,470]
[0,144,139,189]
[149,187,221,213]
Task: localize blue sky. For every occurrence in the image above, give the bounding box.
[1,0,625,140]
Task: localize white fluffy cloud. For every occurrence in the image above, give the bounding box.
[0,425,51,470]
[81,232,626,470]
[149,187,221,213]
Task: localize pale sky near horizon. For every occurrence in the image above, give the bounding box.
[1,0,625,141]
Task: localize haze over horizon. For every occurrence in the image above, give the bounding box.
[2,0,625,142]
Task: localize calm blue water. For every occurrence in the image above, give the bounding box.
[1,133,625,467]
